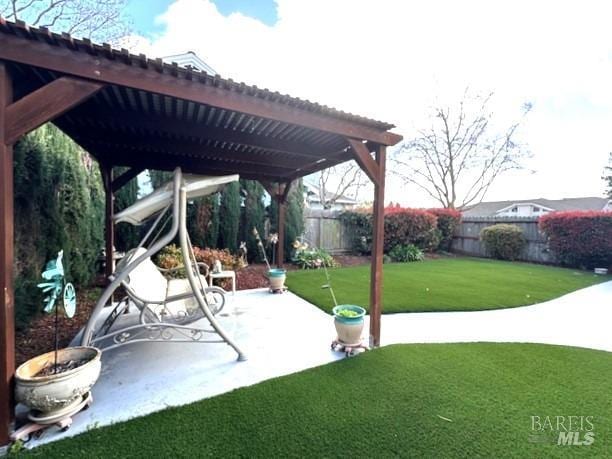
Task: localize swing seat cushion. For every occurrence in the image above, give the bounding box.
[122,248,206,321]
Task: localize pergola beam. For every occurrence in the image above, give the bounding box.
[5,76,102,145]
[0,33,401,146]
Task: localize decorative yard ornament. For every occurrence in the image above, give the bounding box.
[253,228,286,292]
[268,233,279,265]
[253,227,271,270]
[37,250,76,318]
[36,250,78,372]
[238,241,248,267]
[212,259,222,274]
[13,250,100,441]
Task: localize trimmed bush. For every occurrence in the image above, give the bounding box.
[384,209,439,252]
[388,244,424,262]
[427,208,462,251]
[339,209,372,254]
[294,248,338,269]
[156,244,244,289]
[539,211,612,268]
[341,207,442,254]
[480,224,526,260]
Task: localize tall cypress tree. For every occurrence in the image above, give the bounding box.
[240,180,266,262]
[218,181,241,252]
[269,180,305,262]
[114,167,141,252]
[188,195,221,248]
[148,169,223,249]
[13,125,104,328]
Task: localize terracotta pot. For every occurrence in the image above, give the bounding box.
[333,305,366,345]
[15,346,101,420]
[268,268,286,290]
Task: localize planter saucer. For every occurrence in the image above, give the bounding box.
[28,392,92,425]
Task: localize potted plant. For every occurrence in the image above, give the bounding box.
[318,247,367,345]
[15,251,101,423]
[253,228,286,291]
[332,305,367,345]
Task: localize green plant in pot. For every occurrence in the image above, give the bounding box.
[320,252,366,345]
[14,251,101,424]
[253,228,286,291]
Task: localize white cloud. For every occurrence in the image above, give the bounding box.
[128,0,612,206]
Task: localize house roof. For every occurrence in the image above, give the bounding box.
[462,197,611,217]
[0,19,402,182]
[303,181,357,204]
[161,51,217,76]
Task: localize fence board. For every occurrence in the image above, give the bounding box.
[303,209,352,254]
[452,217,554,263]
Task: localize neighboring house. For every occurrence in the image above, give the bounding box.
[463,197,612,218]
[303,181,357,211]
[161,51,217,75]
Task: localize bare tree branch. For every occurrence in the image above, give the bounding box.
[392,90,532,209]
[0,0,129,44]
[313,161,367,209]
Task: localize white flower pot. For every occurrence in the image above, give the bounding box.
[15,346,101,422]
[267,268,286,291]
[332,305,366,345]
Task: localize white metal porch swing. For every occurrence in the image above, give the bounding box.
[80,168,247,361]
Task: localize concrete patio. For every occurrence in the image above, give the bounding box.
[21,288,343,448]
[20,280,612,448]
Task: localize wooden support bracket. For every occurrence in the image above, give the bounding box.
[346,138,380,185]
[111,167,144,193]
[5,76,103,145]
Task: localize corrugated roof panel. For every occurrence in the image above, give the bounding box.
[0,19,396,131]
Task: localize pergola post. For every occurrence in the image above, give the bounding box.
[369,145,386,347]
[101,164,115,283]
[276,197,286,268]
[0,62,15,447]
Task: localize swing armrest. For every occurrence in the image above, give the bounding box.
[165,285,226,304]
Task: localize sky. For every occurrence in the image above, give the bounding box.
[123,0,612,207]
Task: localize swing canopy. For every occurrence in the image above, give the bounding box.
[115,174,238,226]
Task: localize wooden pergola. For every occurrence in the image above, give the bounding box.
[0,19,402,444]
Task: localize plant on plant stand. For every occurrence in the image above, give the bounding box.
[13,251,102,433]
[295,239,367,353]
[253,228,286,292]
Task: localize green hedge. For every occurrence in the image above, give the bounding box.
[14,125,104,328]
[539,211,612,268]
[341,208,442,254]
[480,224,526,261]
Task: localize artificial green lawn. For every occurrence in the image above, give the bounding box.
[20,343,612,458]
[285,257,610,314]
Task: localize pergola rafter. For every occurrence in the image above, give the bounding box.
[0,18,402,446]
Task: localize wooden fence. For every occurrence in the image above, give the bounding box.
[303,209,352,254]
[451,217,554,263]
[302,212,555,263]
